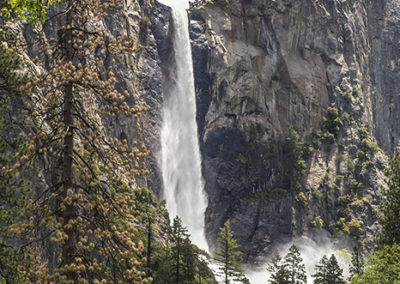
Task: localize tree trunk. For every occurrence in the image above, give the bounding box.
[61,1,76,280]
[225,238,228,284]
[176,238,180,284]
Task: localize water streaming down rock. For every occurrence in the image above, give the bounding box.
[159,4,209,251]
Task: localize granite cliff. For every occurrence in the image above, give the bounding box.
[189,0,400,261]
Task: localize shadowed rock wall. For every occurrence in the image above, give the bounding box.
[190,0,397,261]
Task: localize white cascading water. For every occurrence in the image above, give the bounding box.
[159,1,209,251]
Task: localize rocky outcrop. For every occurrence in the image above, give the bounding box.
[189,0,397,261]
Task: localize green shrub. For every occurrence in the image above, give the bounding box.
[327,106,339,117]
[235,153,248,164]
[252,188,288,205]
[356,149,365,161]
[141,15,151,27]
[324,107,341,136]
[361,160,374,169]
[361,138,379,153]
[358,127,369,140]
[303,142,314,159]
[296,192,308,207]
[312,189,323,201]
[342,91,352,102]
[311,216,324,229]
[312,130,323,147]
[323,132,336,144]
[337,217,350,235]
[338,140,345,150]
[323,171,330,183]
[337,194,352,206]
[255,123,266,137]
[342,112,351,123]
[352,85,359,98]
[347,156,355,172]
[347,220,363,237]
[350,179,364,192]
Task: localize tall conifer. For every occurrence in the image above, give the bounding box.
[379,148,400,245]
[2,0,151,282]
[215,220,248,284]
[313,254,344,284]
[349,246,364,279]
[284,245,307,284]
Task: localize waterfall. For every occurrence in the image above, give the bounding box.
[159,3,209,251]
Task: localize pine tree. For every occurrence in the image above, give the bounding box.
[284,244,307,284]
[326,254,344,284]
[171,216,190,284]
[134,187,162,275]
[313,255,329,284]
[215,220,248,284]
[349,246,364,279]
[379,148,400,246]
[3,0,151,282]
[181,236,197,282]
[283,125,305,189]
[313,254,344,284]
[152,216,216,284]
[267,253,290,284]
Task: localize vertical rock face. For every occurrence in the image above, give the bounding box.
[190,0,397,261]
[369,0,400,153]
[140,1,173,197]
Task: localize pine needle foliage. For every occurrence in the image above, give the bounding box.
[379,148,400,246]
[267,245,306,284]
[284,245,307,284]
[215,220,247,284]
[283,125,305,190]
[267,253,290,284]
[151,216,216,284]
[0,25,37,282]
[312,255,329,284]
[349,246,364,279]
[8,0,151,282]
[312,254,344,284]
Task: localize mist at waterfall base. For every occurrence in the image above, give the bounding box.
[246,233,353,284]
[159,0,208,252]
